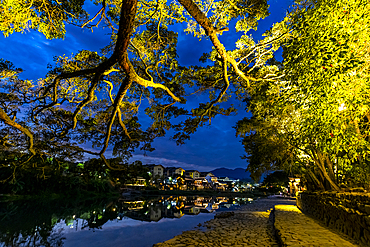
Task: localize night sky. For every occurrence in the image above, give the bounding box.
[0,0,293,172]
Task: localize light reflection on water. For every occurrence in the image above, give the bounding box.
[0,196,253,247]
[58,214,215,247]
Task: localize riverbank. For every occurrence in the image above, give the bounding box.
[153,196,358,247]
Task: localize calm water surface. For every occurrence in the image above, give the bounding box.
[0,195,253,247]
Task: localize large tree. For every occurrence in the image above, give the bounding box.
[237,0,370,191]
[0,0,287,184]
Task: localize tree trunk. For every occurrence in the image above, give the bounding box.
[307,169,325,191]
[315,151,340,191]
[323,153,336,182]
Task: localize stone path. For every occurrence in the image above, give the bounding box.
[153,196,361,247]
[153,197,296,247]
[274,204,358,247]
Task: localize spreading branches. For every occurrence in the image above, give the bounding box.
[197,59,230,123]
[81,0,106,28]
[0,108,35,155]
[100,75,133,155]
[127,59,181,102]
[178,0,253,87]
[104,79,132,140]
[25,0,180,163]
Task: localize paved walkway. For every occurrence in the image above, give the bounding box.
[153,197,359,247]
[274,204,357,246]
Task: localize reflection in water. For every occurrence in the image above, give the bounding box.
[0,196,253,247]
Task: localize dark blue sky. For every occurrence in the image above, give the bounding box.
[0,0,292,172]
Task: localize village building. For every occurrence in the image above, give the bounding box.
[164,167,185,178]
[184,170,200,179]
[144,164,165,177]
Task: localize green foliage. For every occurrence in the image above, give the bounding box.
[238,0,370,191]
[0,0,302,194]
[0,151,148,195]
[282,0,370,188]
[0,0,87,39]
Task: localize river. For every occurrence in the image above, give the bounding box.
[0,195,254,247]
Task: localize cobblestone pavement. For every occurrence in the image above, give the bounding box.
[153,197,296,247]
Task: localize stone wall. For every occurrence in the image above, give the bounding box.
[297,191,370,246]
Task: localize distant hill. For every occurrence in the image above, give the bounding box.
[210,168,252,181]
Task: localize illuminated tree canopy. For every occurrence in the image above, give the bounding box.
[236,0,370,190]
[1,0,368,191]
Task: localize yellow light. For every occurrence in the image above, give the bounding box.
[338,103,346,111]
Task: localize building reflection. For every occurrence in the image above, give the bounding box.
[59,195,249,229]
[120,196,213,222]
[116,195,253,222]
[0,195,253,246]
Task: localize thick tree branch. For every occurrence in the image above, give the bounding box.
[104,79,131,138]
[72,73,101,129]
[178,0,253,87]
[0,108,35,155]
[100,75,133,155]
[313,150,340,191]
[127,59,181,102]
